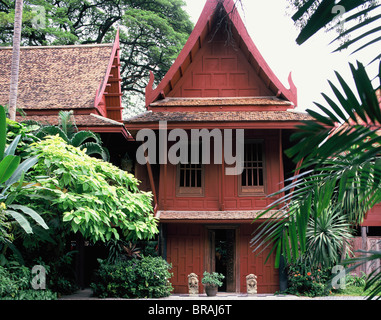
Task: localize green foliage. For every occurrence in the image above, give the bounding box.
[305,206,354,268]
[0,264,57,300]
[91,256,173,298]
[345,272,367,287]
[289,0,380,61]
[5,118,40,158]
[105,239,142,264]
[36,253,79,295]
[35,110,110,161]
[342,246,381,299]
[22,135,157,243]
[201,271,225,287]
[252,61,381,270]
[284,261,331,297]
[0,105,47,252]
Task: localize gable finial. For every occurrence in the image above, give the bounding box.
[145,71,155,108]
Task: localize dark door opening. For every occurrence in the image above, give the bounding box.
[208,228,236,292]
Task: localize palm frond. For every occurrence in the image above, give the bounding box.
[70,130,101,148]
[252,60,381,269]
[79,142,110,161]
[292,0,381,57]
[58,110,77,138]
[35,125,69,142]
[287,61,381,165]
[342,245,381,299]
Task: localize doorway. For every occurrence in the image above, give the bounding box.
[207,227,237,292]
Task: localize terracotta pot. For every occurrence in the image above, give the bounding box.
[205,285,218,297]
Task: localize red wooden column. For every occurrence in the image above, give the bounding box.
[219,131,225,211]
[279,129,285,190]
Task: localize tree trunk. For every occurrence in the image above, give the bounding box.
[8,0,23,121]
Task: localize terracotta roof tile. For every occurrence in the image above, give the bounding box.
[0,44,113,110]
[126,110,313,123]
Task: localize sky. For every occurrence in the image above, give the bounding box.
[183,0,380,113]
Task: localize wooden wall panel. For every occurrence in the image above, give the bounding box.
[169,28,273,99]
[239,223,279,293]
[158,130,283,212]
[165,223,279,294]
[159,162,220,211]
[166,224,205,293]
[362,203,381,226]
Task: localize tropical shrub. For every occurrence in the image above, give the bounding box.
[91,256,173,298]
[305,206,354,268]
[0,106,48,265]
[19,135,158,243]
[285,261,331,297]
[345,272,367,288]
[35,110,110,161]
[0,264,57,300]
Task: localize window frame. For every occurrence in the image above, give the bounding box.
[176,162,205,197]
[238,139,266,196]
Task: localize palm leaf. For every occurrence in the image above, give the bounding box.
[58,110,77,138]
[79,142,109,161]
[289,61,381,164]
[252,59,381,268]
[292,0,381,56]
[70,130,101,147]
[342,246,381,299]
[36,126,69,142]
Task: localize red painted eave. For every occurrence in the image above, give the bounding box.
[125,121,307,132]
[145,0,297,108]
[94,29,123,120]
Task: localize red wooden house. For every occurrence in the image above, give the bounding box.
[126,0,314,293]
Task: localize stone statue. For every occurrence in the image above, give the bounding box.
[188,273,199,296]
[246,274,257,295]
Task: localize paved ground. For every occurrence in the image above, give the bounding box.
[58,288,370,300]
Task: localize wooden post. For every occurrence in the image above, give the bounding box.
[220,132,225,211]
[75,233,85,290]
[144,148,158,216]
[279,129,285,189]
[361,226,368,274]
[163,163,167,210]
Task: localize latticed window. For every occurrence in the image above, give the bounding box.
[177,143,204,196]
[179,164,203,187]
[240,141,265,195]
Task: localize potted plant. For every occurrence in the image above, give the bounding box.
[201,271,225,296]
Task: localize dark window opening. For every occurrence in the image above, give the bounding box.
[239,141,265,195]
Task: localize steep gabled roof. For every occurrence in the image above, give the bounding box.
[0,31,123,121]
[0,44,111,110]
[145,0,297,108]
